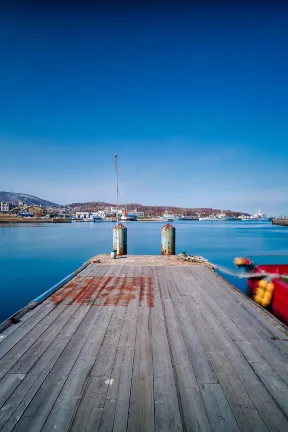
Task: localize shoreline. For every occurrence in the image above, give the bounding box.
[272,219,288,226]
[0,218,72,224]
[0,217,275,225]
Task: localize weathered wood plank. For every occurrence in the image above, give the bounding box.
[77,262,93,276]
[1,261,288,432]
[0,270,97,380]
[172,267,270,431]
[0,305,48,342]
[0,266,114,432]
[0,374,26,409]
[70,267,128,432]
[172,267,223,354]
[197,268,288,385]
[200,268,288,357]
[4,308,105,432]
[0,265,113,426]
[200,383,240,431]
[205,350,269,431]
[156,268,212,431]
[149,267,183,431]
[98,266,141,432]
[81,309,127,432]
[10,265,106,376]
[184,269,288,431]
[0,306,55,361]
[0,307,99,431]
[40,307,117,432]
[166,267,218,384]
[25,265,122,432]
[189,269,288,417]
[0,305,69,381]
[163,268,246,430]
[232,406,272,432]
[127,266,155,432]
[206,325,288,431]
[0,306,91,428]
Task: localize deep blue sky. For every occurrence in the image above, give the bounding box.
[0,2,288,215]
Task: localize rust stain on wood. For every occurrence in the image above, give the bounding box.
[49,276,154,307]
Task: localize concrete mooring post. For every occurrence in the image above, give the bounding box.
[113,223,127,256]
[161,224,175,255]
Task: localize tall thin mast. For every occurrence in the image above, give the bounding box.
[115,153,119,225]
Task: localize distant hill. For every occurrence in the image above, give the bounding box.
[0,191,59,207]
[0,192,249,215]
[69,201,249,217]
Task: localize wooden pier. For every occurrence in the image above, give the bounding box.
[0,255,288,431]
[272,219,288,226]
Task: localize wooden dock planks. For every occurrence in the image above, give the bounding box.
[0,259,288,431]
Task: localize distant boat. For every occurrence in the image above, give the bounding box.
[121,209,136,221]
[198,215,218,221]
[172,215,182,222]
[160,211,176,222]
[249,209,271,221]
[199,212,236,221]
[238,215,250,220]
[92,215,103,222]
[216,212,236,221]
[182,215,199,220]
[239,209,271,221]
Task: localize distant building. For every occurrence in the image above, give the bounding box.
[18,200,24,206]
[0,202,10,212]
[134,211,144,218]
[91,212,102,218]
[75,212,91,219]
[56,207,68,214]
[110,207,124,215]
[109,207,144,218]
[130,208,144,218]
[98,209,114,218]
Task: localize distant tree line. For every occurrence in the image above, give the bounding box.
[68,202,247,217]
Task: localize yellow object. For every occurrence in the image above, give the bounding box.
[254,295,262,304]
[254,280,274,307]
[256,288,265,298]
[261,299,270,308]
[234,258,243,266]
[266,283,274,293]
[263,292,272,303]
[258,279,268,289]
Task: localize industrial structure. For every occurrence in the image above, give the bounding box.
[0,202,10,212]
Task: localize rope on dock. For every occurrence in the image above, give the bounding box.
[178,253,209,264]
[177,253,288,280]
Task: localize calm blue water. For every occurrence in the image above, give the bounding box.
[1,220,288,322]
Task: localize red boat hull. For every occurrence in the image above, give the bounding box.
[247,264,288,326]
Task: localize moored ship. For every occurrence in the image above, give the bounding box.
[235,256,288,326]
[239,209,271,221]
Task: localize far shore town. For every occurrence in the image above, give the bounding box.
[0,198,277,222]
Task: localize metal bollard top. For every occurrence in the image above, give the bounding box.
[113,223,127,229]
[162,224,175,230]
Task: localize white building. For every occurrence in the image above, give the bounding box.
[109,207,144,218]
[97,210,113,218]
[75,212,91,220]
[131,209,144,218]
[110,207,124,215]
[134,211,144,218]
[0,202,10,212]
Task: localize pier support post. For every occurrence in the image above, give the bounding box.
[113,223,127,256]
[161,224,175,255]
